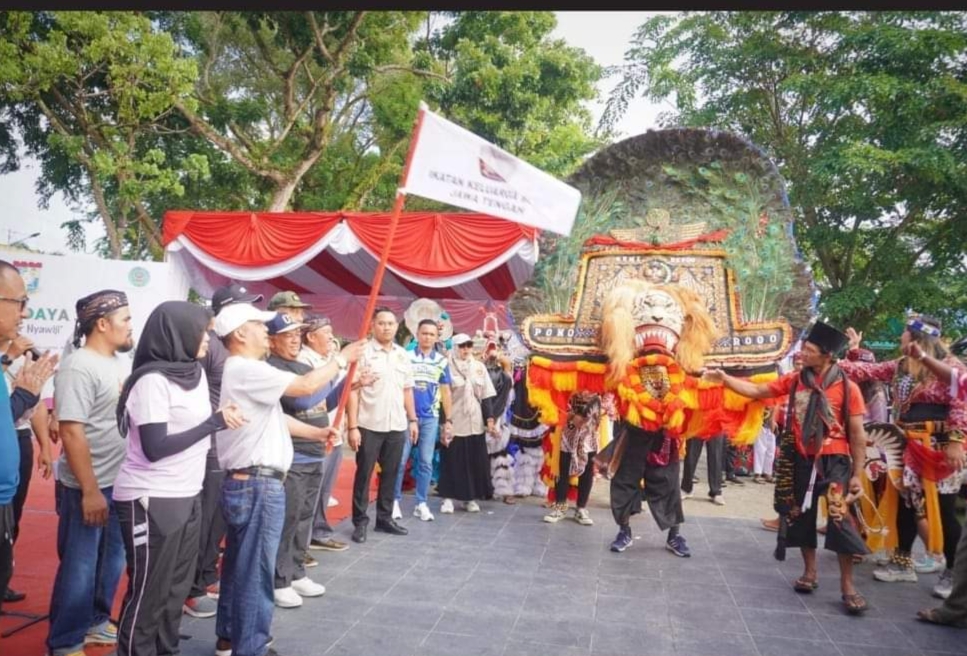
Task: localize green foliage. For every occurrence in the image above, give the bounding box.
[1,11,602,259]
[602,11,967,338]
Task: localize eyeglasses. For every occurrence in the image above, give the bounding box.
[0,296,29,311]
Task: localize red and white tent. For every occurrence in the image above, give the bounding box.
[163,211,538,336]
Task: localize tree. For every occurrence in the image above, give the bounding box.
[2,11,602,258]
[601,11,967,341]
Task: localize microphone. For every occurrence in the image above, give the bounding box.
[27,347,43,360]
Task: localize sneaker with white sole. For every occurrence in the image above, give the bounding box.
[392,499,403,520]
[440,498,454,514]
[84,621,118,645]
[681,490,694,500]
[711,494,725,506]
[543,503,567,523]
[183,594,218,618]
[214,635,274,656]
[465,500,480,513]
[274,586,304,608]
[914,553,945,574]
[873,554,917,583]
[291,576,326,597]
[413,502,434,521]
[933,568,954,599]
[574,508,594,526]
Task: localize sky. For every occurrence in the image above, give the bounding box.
[0,11,670,255]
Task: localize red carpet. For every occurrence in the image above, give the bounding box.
[0,449,371,655]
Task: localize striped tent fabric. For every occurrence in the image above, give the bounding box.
[162,211,539,336]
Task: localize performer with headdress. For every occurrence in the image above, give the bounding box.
[839,315,967,598]
[705,320,871,615]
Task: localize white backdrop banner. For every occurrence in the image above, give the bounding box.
[0,247,190,358]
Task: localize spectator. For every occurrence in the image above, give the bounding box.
[0,260,58,614]
[266,313,350,608]
[393,318,452,523]
[212,303,361,656]
[438,334,496,514]
[47,289,134,655]
[2,333,54,603]
[184,282,263,619]
[113,301,245,656]
[347,307,417,544]
[267,291,312,323]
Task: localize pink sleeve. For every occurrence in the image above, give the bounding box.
[946,362,967,433]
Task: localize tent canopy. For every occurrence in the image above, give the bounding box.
[163,211,538,336]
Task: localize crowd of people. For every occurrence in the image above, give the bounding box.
[2,255,967,656]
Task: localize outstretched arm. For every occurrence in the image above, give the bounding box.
[703,369,776,399]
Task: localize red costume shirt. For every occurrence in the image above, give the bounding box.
[767,371,866,457]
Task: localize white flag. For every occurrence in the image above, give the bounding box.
[403,104,582,236]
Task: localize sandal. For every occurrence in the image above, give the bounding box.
[842,593,868,615]
[502,496,518,505]
[794,576,819,593]
[760,518,779,532]
[916,607,967,627]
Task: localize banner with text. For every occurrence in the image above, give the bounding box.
[403,106,581,236]
[0,247,191,359]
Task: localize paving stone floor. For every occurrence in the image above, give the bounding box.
[177,497,967,656]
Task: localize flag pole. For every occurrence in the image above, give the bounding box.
[330,103,428,436]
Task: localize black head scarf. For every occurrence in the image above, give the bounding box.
[116,301,213,435]
[73,289,129,348]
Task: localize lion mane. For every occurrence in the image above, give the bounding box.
[601,281,719,383]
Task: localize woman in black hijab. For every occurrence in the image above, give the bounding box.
[112,301,244,656]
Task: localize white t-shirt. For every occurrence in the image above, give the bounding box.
[216,355,297,473]
[112,372,213,501]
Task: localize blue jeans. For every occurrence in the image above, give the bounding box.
[394,416,439,504]
[47,483,126,655]
[216,476,286,656]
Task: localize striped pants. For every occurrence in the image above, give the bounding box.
[116,494,202,656]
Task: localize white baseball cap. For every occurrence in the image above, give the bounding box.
[452,333,474,346]
[214,304,277,338]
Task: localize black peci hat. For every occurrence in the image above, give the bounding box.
[804,320,849,356]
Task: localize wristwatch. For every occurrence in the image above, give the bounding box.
[334,354,348,370]
[0,354,11,366]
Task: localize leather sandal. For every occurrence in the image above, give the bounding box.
[842,593,868,615]
[794,576,819,593]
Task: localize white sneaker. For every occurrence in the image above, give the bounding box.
[441,498,454,514]
[465,500,481,513]
[574,508,594,526]
[543,503,567,523]
[413,502,435,521]
[682,490,694,500]
[914,553,946,574]
[933,569,954,599]
[392,499,403,520]
[873,560,918,583]
[711,494,725,506]
[291,576,326,598]
[273,586,303,608]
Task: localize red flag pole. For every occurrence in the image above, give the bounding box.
[330,105,427,436]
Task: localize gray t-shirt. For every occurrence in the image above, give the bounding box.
[54,348,132,489]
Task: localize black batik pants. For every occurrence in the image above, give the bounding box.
[117,494,202,656]
[785,453,868,555]
[610,427,684,532]
[555,451,597,508]
[352,428,405,527]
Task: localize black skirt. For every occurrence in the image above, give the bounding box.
[438,433,494,501]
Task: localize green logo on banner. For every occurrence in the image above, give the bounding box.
[129,266,150,287]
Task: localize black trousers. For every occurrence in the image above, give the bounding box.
[610,428,684,532]
[275,461,323,588]
[555,451,597,508]
[12,429,33,542]
[680,435,723,497]
[117,495,202,656]
[785,453,868,555]
[0,503,13,611]
[188,451,226,599]
[352,428,405,528]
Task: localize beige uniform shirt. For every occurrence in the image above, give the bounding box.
[449,357,496,437]
[356,340,414,432]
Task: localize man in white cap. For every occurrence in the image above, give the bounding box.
[211,304,364,656]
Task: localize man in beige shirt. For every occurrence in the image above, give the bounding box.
[347,307,418,543]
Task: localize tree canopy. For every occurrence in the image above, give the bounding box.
[602,11,967,341]
[0,10,601,258]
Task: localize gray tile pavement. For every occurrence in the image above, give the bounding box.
[176,498,967,656]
